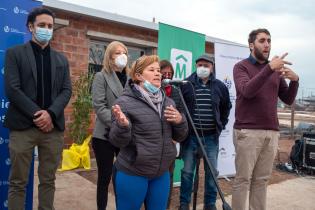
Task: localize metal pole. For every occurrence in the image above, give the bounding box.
[291,100,295,139]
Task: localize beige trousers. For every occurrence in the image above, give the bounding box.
[8,127,63,210]
[232,129,279,210]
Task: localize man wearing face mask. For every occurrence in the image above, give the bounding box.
[4,7,71,210]
[179,54,232,210]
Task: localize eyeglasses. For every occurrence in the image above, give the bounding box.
[161,72,173,79]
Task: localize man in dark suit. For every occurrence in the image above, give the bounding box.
[4,7,72,210]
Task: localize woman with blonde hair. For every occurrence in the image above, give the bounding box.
[109,55,188,210]
[91,41,128,210]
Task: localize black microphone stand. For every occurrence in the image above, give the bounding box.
[172,85,232,210]
[192,147,203,210]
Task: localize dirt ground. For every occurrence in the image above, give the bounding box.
[77,137,299,209]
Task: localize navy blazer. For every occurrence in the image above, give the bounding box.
[4,41,72,131]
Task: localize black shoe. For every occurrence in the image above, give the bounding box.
[178,203,190,210]
[204,204,217,210]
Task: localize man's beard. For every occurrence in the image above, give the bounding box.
[253,46,269,62]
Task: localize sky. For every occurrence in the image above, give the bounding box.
[61,0,315,98]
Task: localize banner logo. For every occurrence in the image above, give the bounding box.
[3,26,10,33]
[13,6,28,15]
[5,158,11,166]
[3,26,26,34]
[0,137,9,144]
[13,6,19,14]
[170,48,192,80]
[4,200,8,208]
[223,76,232,89]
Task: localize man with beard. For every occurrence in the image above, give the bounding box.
[231,28,299,210]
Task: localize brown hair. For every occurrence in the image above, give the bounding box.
[27,7,55,27]
[102,41,128,73]
[159,60,174,75]
[130,55,160,84]
[248,28,271,44]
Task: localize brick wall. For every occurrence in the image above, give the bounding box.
[49,10,158,146]
[206,42,214,54]
[49,10,213,147]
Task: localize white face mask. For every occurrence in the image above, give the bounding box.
[115,54,128,70]
[196,66,210,78]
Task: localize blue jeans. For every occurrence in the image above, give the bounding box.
[115,170,170,210]
[180,134,219,206]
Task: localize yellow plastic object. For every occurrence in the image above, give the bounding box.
[58,135,91,171]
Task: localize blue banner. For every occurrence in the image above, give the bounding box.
[0,1,41,209]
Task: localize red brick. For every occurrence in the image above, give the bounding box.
[73,37,87,46]
[65,45,78,52]
[56,34,73,44]
[65,28,79,37]
[71,21,86,30]
[50,9,165,144]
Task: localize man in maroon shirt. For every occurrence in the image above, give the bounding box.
[232,28,299,210]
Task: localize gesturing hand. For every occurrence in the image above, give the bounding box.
[112,104,129,127]
[164,105,182,125]
[279,67,299,81]
[269,53,292,71]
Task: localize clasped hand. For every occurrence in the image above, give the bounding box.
[33,110,54,133]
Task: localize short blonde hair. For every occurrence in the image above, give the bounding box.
[130,55,159,84]
[102,41,128,73]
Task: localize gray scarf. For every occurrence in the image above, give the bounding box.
[134,84,163,117]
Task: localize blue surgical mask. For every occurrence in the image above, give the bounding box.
[34,27,53,44]
[143,80,160,94]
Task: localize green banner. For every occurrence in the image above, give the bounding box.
[158,23,205,80]
[157,23,205,184]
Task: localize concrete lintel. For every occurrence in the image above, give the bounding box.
[87,30,158,48]
[54,18,69,31]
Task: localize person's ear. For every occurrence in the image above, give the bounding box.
[249,43,254,51]
[135,73,143,82]
[28,23,34,32]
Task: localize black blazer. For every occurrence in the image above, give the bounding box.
[4,41,72,131]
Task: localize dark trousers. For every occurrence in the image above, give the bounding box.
[8,128,63,210]
[92,137,119,210]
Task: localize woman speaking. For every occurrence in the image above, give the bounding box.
[109,55,188,210]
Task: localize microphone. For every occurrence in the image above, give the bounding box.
[162,79,188,86]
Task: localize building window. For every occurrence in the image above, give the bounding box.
[89,41,105,74]
[88,40,153,74]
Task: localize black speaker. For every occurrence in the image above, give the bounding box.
[302,133,315,170]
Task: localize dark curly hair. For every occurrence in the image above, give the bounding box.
[26,7,55,27]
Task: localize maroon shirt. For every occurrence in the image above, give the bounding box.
[233,56,299,130]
